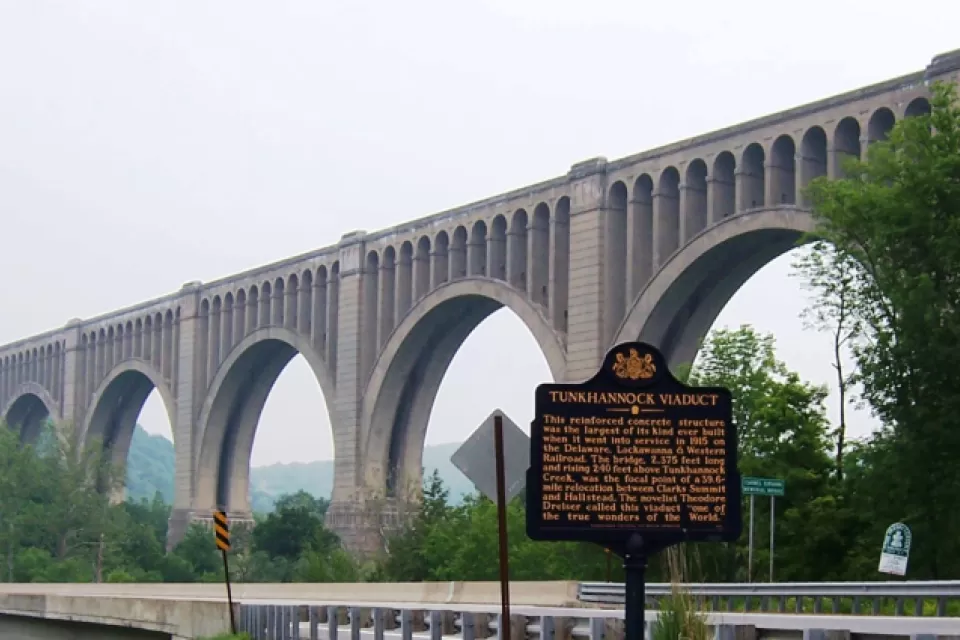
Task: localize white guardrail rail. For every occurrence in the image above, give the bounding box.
[579,581,960,617]
[236,600,960,640]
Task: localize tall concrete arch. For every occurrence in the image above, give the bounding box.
[81,360,176,500]
[615,207,816,369]
[362,278,566,501]
[2,382,59,444]
[194,326,337,517]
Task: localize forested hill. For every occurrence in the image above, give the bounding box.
[124,425,474,512]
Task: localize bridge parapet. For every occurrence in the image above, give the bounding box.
[0,590,232,640]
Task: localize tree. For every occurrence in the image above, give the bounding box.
[38,428,123,566]
[377,469,450,581]
[0,424,41,580]
[686,326,835,581]
[273,491,329,520]
[804,81,960,577]
[251,497,336,563]
[791,242,866,480]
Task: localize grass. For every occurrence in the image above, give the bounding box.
[649,546,710,640]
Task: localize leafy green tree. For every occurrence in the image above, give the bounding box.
[686,326,834,581]
[0,424,41,580]
[378,469,449,581]
[792,243,865,480]
[274,491,329,519]
[171,523,222,580]
[803,81,960,578]
[251,499,336,563]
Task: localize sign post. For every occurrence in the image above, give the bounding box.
[741,477,785,582]
[878,523,912,577]
[452,409,527,634]
[492,414,512,632]
[213,509,237,635]
[526,342,741,640]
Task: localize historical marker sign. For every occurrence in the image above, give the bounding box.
[878,522,912,576]
[451,409,530,503]
[526,341,741,550]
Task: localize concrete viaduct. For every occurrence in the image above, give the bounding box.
[1,49,957,552]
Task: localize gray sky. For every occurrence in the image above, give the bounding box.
[1,1,956,467]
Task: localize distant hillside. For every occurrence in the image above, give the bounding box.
[124,425,475,512]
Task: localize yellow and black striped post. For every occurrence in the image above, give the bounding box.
[213,509,231,552]
[213,509,237,634]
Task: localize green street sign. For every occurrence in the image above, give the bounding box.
[742,476,785,497]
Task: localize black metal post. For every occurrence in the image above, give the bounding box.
[623,544,648,640]
[493,415,512,631]
[222,549,237,634]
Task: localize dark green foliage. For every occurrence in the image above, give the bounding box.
[801,81,960,578]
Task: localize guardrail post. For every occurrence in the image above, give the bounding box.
[399,608,416,640]
[327,606,339,640]
[541,615,555,640]
[588,617,605,640]
[462,611,476,640]
[437,610,457,638]
[463,612,492,640]
[254,605,262,639]
[274,605,284,639]
[541,615,574,640]
[292,605,302,639]
[350,606,362,640]
[372,607,396,640]
[307,606,319,640]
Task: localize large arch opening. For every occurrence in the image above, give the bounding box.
[119,387,175,505]
[362,279,565,503]
[195,328,336,519]
[82,362,176,504]
[616,207,816,368]
[247,351,335,515]
[2,386,56,445]
[615,205,879,439]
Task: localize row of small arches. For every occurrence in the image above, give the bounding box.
[196,261,342,388]
[77,308,181,403]
[599,96,933,345]
[360,197,572,348]
[0,342,65,408]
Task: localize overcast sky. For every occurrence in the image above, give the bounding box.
[1,1,956,467]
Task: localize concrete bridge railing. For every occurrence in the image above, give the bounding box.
[2,582,960,639]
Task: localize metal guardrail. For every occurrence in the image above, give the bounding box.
[236,601,960,640]
[579,581,960,617]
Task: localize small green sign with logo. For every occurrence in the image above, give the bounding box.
[878,523,911,576]
[741,476,785,497]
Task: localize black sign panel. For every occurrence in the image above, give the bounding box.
[526,341,741,548]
